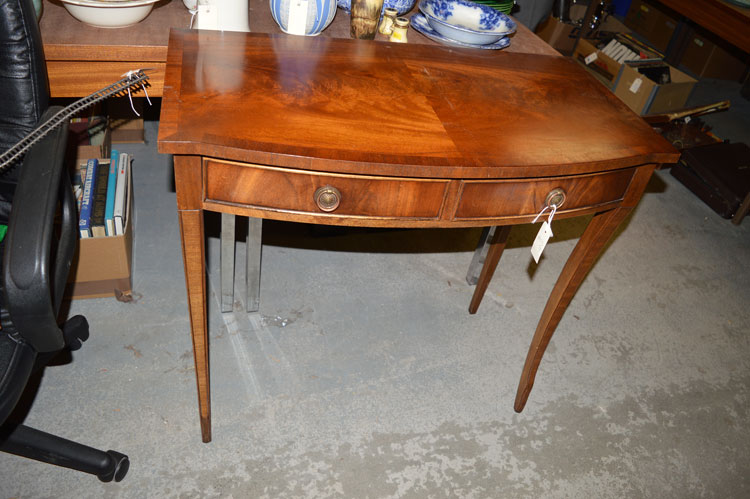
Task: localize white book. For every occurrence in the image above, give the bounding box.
[113,152,130,236]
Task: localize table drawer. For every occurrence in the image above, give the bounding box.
[205,160,450,219]
[454,168,637,220]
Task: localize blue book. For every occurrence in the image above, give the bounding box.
[105,150,119,236]
[79,158,98,238]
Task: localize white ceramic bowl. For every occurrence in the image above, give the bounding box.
[418,0,515,45]
[60,0,160,28]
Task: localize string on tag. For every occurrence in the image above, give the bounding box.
[532,203,558,225]
[121,69,153,117]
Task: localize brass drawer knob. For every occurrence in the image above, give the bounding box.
[545,188,566,209]
[314,185,342,212]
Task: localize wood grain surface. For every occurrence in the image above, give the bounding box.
[158,30,678,178]
[158,26,680,442]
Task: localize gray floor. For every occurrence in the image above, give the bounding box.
[1,76,749,497]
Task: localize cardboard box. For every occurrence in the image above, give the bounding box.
[535,15,577,53]
[107,98,145,144]
[574,38,628,88]
[680,27,749,81]
[613,62,696,115]
[535,4,631,54]
[66,145,134,299]
[574,36,663,89]
[110,117,145,144]
[624,0,679,54]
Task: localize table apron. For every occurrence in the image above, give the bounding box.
[200,159,640,227]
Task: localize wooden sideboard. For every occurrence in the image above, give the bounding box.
[158,29,679,442]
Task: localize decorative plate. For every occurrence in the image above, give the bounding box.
[411,12,510,49]
[419,0,515,44]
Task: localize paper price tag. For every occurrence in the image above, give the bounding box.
[530,221,553,264]
[629,77,642,94]
[287,0,308,35]
[584,52,598,65]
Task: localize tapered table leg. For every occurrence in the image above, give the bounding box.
[178,209,211,442]
[220,213,236,312]
[468,225,511,314]
[466,226,492,286]
[174,156,212,443]
[514,206,630,412]
[246,217,262,313]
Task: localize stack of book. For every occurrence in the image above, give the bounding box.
[73,150,131,238]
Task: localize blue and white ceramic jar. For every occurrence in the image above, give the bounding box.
[270,0,337,35]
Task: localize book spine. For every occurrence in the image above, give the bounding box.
[105,150,119,236]
[113,152,129,236]
[79,158,98,238]
[90,160,110,238]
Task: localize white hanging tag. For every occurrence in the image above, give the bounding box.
[531,221,553,264]
[287,0,309,35]
[530,203,558,264]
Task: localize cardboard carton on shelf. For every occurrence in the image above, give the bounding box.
[573,35,662,89]
[535,4,631,54]
[680,26,749,81]
[107,97,146,144]
[624,0,679,54]
[66,143,134,300]
[613,61,696,115]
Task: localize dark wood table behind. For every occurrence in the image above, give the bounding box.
[40,0,558,97]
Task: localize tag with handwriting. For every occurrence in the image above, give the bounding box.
[531,221,553,263]
[287,0,309,35]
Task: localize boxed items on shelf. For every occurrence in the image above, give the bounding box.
[573,33,663,89]
[613,59,696,115]
[66,141,134,300]
[680,25,749,81]
[535,3,631,54]
[624,0,679,54]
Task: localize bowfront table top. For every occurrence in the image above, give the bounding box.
[158,29,679,442]
[158,31,675,180]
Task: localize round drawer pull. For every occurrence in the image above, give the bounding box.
[314,185,342,212]
[545,188,566,209]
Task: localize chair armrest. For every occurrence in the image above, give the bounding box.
[2,106,76,353]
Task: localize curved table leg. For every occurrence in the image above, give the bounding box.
[514,206,631,412]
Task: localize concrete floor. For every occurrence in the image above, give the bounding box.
[1,75,749,497]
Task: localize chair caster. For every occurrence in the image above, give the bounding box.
[62,315,89,351]
[97,450,129,482]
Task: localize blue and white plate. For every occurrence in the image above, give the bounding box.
[419,0,515,45]
[411,12,510,49]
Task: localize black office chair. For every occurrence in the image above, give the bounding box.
[0,0,128,481]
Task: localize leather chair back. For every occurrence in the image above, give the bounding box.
[0,0,50,223]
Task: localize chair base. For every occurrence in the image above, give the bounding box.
[0,423,129,482]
